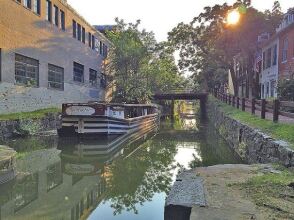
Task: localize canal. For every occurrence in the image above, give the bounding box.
[0,105,241,220]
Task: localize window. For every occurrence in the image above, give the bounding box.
[60,10,65,31]
[270,80,276,97]
[73,62,84,83]
[46,0,52,22]
[103,44,108,58]
[77,24,81,41]
[94,39,99,52]
[82,27,85,44]
[99,41,103,55]
[33,0,40,15]
[100,73,106,88]
[24,0,31,9]
[53,5,59,27]
[262,51,266,70]
[48,64,64,90]
[88,33,92,48]
[15,54,39,86]
[266,48,271,68]
[73,20,76,38]
[89,69,97,86]
[282,38,288,62]
[272,44,277,66]
[92,35,95,50]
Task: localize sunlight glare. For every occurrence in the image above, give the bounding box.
[227,10,240,25]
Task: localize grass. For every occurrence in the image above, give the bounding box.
[211,96,294,149]
[237,167,294,218]
[0,108,60,121]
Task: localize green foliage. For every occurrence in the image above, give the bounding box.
[17,120,41,136]
[0,108,60,121]
[211,96,294,149]
[277,79,294,101]
[106,18,185,103]
[168,2,283,93]
[238,168,294,219]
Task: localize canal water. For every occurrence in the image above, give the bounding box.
[0,107,241,220]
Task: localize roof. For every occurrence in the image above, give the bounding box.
[94,25,117,33]
[261,22,294,49]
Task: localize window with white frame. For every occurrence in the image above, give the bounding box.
[266,48,271,68]
[60,10,65,31]
[15,54,39,86]
[24,0,32,9]
[48,64,64,90]
[46,0,52,22]
[95,38,99,52]
[33,0,40,15]
[53,5,59,27]
[282,38,288,62]
[272,44,277,66]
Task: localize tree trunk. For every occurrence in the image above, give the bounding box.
[229,66,238,96]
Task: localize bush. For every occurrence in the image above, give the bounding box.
[277,79,294,101]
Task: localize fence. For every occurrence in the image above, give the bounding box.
[213,89,294,123]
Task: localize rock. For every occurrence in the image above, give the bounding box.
[165,170,206,208]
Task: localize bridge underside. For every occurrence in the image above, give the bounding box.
[153,93,208,100]
[153,92,208,119]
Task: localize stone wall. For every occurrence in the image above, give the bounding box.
[0,112,60,140]
[208,99,294,167]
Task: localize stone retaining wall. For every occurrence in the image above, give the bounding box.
[0,113,61,140]
[208,100,294,167]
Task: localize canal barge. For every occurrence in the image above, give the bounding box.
[58,102,159,136]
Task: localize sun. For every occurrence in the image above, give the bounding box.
[227,10,241,25]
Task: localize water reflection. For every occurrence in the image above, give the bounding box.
[0,106,241,220]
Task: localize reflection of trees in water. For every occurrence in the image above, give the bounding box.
[104,137,178,215]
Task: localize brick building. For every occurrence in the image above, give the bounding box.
[260,8,294,99]
[0,0,112,114]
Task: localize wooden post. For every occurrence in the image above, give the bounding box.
[261,99,266,119]
[251,98,255,115]
[237,97,240,109]
[273,99,279,122]
[225,94,228,104]
[241,98,245,111]
[232,96,235,107]
[228,95,231,105]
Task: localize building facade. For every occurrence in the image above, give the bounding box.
[260,38,279,99]
[260,8,294,99]
[0,0,111,114]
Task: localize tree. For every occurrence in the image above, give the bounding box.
[106,18,185,103]
[168,1,283,94]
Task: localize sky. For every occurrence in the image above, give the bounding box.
[67,0,293,42]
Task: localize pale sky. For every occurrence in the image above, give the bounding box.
[67,0,293,42]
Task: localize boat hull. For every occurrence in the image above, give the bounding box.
[58,113,159,136]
